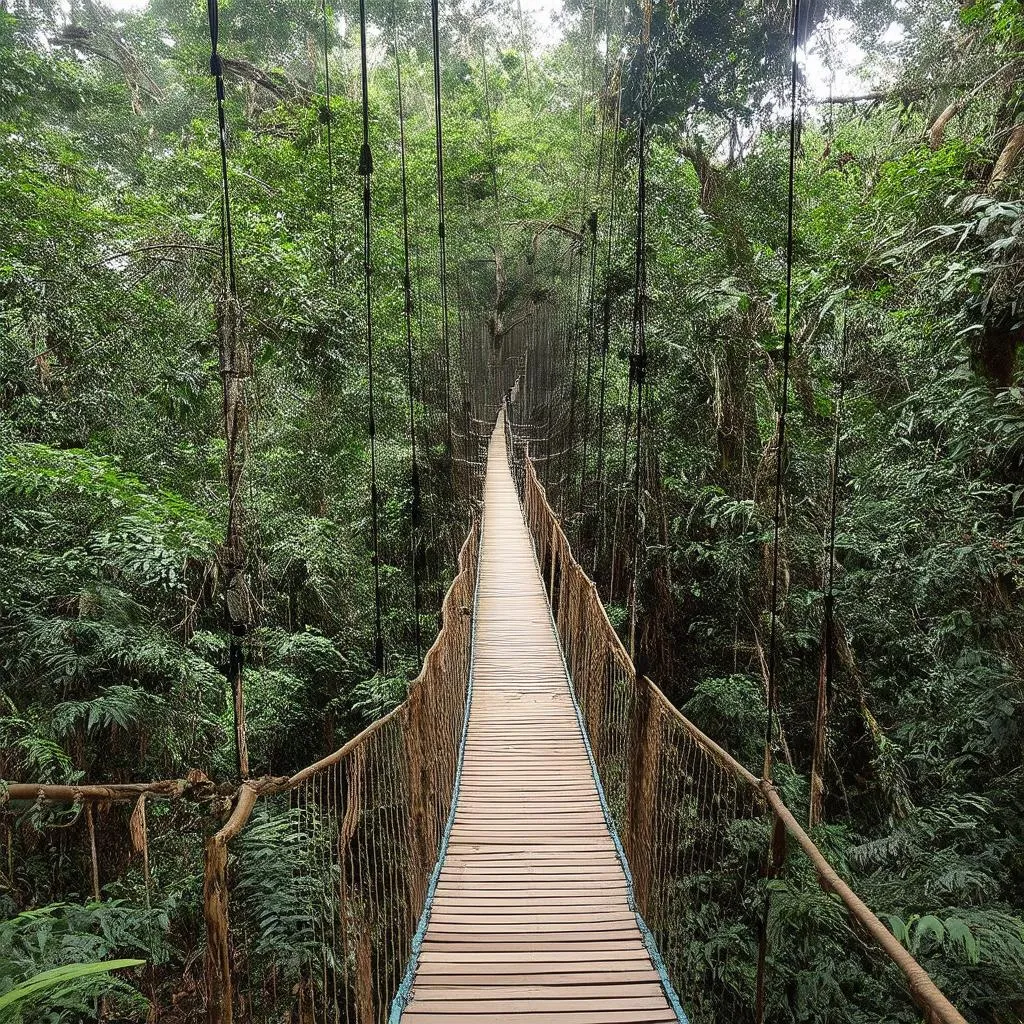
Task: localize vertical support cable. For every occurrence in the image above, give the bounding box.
[578,209,599,511]
[358,0,384,673]
[480,41,504,287]
[626,33,649,662]
[208,0,235,296]
[394,17,423,664]
[594,73,623,579]
[561,238,586,523]
[430,0,454,461]
[763,0,802,782]
[809,298,848,826]
[321,0,339,287]
[574,0,602,522]
[208,0,249,780]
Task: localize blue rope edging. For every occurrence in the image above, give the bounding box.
[388,485,485,1022]
[520,474,690,1024]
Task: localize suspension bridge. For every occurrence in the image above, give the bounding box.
[1,0,983,1021]
[9,395,968,1024]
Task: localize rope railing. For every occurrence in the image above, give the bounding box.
[510,427,968,1024]
[203,520,480,1024]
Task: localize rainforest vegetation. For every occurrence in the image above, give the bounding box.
[1,0,1022,1019]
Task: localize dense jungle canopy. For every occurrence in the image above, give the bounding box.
[1,0,1023,1019]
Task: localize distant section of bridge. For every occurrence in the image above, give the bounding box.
[393,414,681,1023]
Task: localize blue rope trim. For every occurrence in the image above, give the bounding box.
[388,506,485,1023]
[519,489,689,1024]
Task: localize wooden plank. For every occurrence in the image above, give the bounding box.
[418,938,646,953]
[402,1011,677,1024]
[424,922,640,936]
[415,949,653,964]
[428,912,637,925]
[430,897,632,909]
[414,970,663,985]
[411,984,667,1001]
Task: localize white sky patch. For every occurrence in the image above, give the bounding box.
[516,0,563,48]
[804,18,872,100]
[880,19,907,45]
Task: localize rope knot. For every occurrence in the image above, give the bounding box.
[209,53,223,77]
[628,349,648,383]
[359,142,374,176]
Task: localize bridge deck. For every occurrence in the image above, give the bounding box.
[399,415,677,1024]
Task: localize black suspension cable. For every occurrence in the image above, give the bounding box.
[592,0,615,199]
[414,237,427,402]
[627,36,650,661]
[575,0,605,521]
[394,15,423,663]
[764,0,802,780]
[429,0,454,460]
[822,301,849,710]
[358,0,384,674]
[580,0,616,526]
[207,0,247,779]
[543,298,556,489]
[321,0,339,286]
[620,96,639,484]
[565,5,598,527]
[480,41,508,437]
[578,209,598,512]
[207,0,236,295]
[562,236,586,522]
[594,71,623,577]
[480,42,504,265]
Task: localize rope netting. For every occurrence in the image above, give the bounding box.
[203,521,479,1024]
[450,303,536,501]
[510,426,967,1024]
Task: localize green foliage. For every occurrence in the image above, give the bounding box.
[0,960,146,1021]
[0,904,160,1022]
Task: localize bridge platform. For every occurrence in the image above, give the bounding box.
[397,415,680,1023]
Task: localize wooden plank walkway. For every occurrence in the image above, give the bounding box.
[398,413,679,1024]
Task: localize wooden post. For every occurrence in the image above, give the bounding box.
[85,804,100,901]
[548,524,558,599]
[624,676,659,910]
[754,812,787,1024]
[203,837,233,1024]
[584,584,607,764]
[204,783,258,1024]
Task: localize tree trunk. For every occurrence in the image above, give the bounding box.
[988,120,1024,191]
